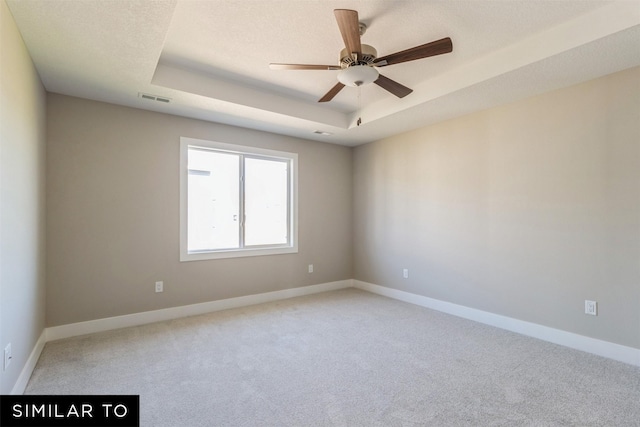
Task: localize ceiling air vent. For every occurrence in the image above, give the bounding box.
[138,92,171,103]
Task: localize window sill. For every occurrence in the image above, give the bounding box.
[180,246,298,262]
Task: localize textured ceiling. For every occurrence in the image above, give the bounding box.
[6,0,640,146]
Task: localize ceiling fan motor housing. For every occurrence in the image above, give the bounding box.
[338,44,379,87]
[340,44,377,68]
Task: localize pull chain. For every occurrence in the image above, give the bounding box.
[357,85,362,126]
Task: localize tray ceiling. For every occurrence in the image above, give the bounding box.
[7,0,640,146]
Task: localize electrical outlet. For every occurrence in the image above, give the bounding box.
[403,269,409,279]
[585,300,597,316]
[4,343,11,371]
[155,281,164,293]
[308,264,313,273]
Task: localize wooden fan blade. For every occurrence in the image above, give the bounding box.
[318,82,346,102]
[334,9,361,57]
[374,75,413,98]
[374,37,452,67]
[270,63,341,71]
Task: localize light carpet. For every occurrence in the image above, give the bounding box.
[26,288,640,426]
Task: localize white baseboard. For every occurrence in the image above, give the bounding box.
[354,280,640,367]
[46,280,353,342]
[14,278,637,395]
[11,329,47,394]
[12,280,351,394]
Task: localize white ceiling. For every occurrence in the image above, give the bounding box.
[7,0,640,146]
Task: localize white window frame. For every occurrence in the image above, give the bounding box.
[180,137,298,261]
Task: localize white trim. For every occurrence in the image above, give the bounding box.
[353,280,640,367]
[47,280,352,341]
[182,246,298,261]
[180,137,298,262]
[12,281,351,394]
[11,330,47,395]
[13,278,637,395]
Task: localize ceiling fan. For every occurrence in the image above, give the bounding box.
[269,9,453,103]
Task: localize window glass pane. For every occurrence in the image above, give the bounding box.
[181,137,297,261]
[187,149,240,251]
[244,157,288,246]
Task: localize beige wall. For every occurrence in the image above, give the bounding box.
[4,6,637,396]
[46,94,353,326]
[354,67,640,349]
[0,0,47,394]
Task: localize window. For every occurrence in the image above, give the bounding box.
[180,137,297,261]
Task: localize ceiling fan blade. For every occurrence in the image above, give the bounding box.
[270,63,341,71]
[334,9,361,57]
[318,82,345,102]
[374,75,413,98]
[374,37,452,67]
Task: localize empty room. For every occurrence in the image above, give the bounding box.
[1,0,639,425]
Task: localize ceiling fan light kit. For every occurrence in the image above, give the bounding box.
[338,65,379,87]
[270,8,453,104]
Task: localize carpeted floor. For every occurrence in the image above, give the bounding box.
[26,288,640,426]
